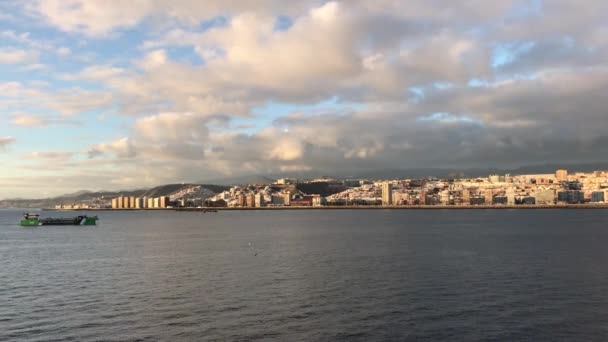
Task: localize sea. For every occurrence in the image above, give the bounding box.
[1,209,608,341]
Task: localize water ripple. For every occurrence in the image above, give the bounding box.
[2,209,608,341]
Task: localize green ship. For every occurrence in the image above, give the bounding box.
[20,213,99,227]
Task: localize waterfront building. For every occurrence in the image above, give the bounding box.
[557,191,585,204]
[506,188,516,205]
[484,189,493,205]
[440,190,450,205]
[462,189,470,206]
[493,196,508,205]
[522,196,536,205]
[283,191,291,206]
[254,193,265,207]
[393,192,409,205]
[311,195,324,207]
[135,197,143,209]
[159,196,170,208]
[147,198,155,208]
[111,198,118,209]
[236,194,247,207]
[470,196,485,205]
[591,191,605,203]
[153,197,160,208]
[291,198,313,206]
[535,189,555,205]
[271,195,285,205]
[418,189,428,205]
[382,182,393,206]
[556,169,568,182]
[246,194,256,207]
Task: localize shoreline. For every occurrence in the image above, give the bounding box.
[44,204,608,211]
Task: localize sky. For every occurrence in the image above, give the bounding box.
[1,0,608,198]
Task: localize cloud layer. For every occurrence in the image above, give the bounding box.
[2,0,608,197]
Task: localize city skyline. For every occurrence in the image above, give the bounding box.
[3,168,607,209]
[2,1,608,198]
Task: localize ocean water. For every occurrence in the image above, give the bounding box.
[1,209,608,341]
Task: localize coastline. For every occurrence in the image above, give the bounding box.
[44,204,608,211]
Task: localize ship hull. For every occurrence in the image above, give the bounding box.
[19,216,98,226]
[20,219,42,227]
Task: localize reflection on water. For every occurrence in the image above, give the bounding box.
[1,209,608,341]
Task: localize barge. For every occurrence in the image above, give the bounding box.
[20,213,99,226]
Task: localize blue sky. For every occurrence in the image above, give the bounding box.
[1,0,608,198]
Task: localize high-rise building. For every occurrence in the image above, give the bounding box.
[129,196,136,209]
[462,189,470,205]
[246,194,256,207]
[440,190,450,205]
[159,196,170,208]
[111,198,118,209]
[419,190,427,205]
[382,182,393,206]
[484,189,493,205]
[311,195,324,207]
[254,193,265,207]
[135,197,143,209]
[506,188,516,205]
[147,198,155,208]
[556,169,568,182]
[236,194,247,207]
[392,192,403,205]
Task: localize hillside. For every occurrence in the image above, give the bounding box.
[0,184,231,209]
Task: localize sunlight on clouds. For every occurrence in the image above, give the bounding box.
[0,0,607,197]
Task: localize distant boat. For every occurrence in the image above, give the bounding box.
[20,213,99,227]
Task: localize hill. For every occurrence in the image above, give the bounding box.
[0,183,231,209]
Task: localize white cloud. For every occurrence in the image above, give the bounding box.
[11,113,80,127]
[11,114,44,127]
[62,65,126,81]
[0,81,113,117]
[26,151,74,160]
[89,137,136,158]
[31,0,312,36]
[19,63,48,71]
[56,47,71,56]
[0,137,16,150]
[0,47,37,64]
[32,0,154,36]
[139,49,167,70]
[1,0,608,196]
